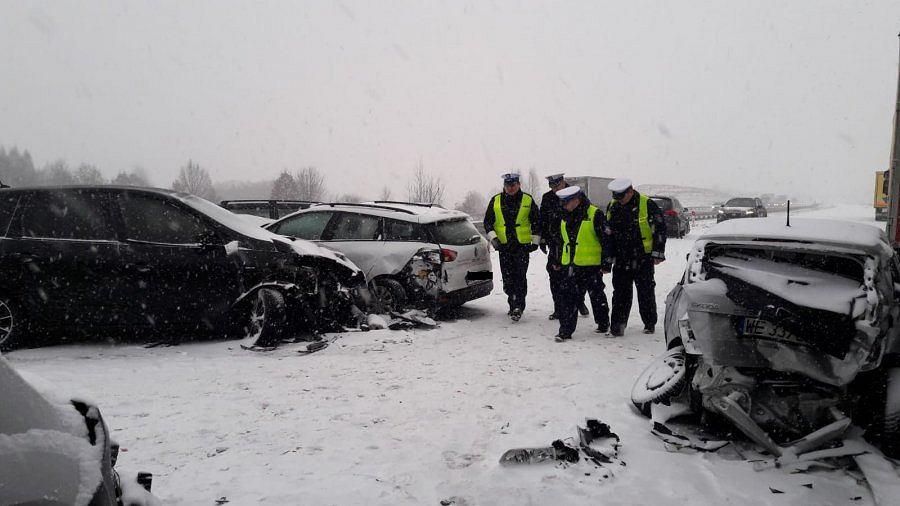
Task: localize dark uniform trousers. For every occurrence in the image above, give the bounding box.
[610,256,656,329]
[546,262,564,316]
[558,266,609,337]
[499,249,530,311]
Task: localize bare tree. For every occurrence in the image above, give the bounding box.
[172,159,217,200]
[74,164,106,184]
[112,170,149,186]
[295,167,326,201]
[455,190,487,218]
[39,160,76,185]
[406,160,445,205]
[378,186,392,201]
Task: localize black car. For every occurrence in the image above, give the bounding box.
[0,186,367,350]
[716,197,768,223]
[220,199,320,220]
[1,356,159,505]
[649,195,691,238]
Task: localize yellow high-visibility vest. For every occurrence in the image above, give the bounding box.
[492,193,533,244]
[561,205,602,266]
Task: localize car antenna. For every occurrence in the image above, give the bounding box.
[786,200,791,227]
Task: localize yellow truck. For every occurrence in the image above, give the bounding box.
[876,169,890,221]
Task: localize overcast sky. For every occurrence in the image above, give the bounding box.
[1,0,898,205]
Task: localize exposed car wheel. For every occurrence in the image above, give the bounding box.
[370,278,407,314]
[631,346,689,417]
[244,288,286,347]
[0,297,23,352]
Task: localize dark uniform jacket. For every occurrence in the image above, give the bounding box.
[540,188,564,264]
[561,197,613,271]
[483,190,541,252]
[605,190,667,263]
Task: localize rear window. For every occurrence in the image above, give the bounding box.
[706,245,864,282]
[429,219,481,246]
[18,190,116,240]
[651,198,673,210]
[0,193,19,237]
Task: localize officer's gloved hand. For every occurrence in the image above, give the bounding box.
[539,243,548,254]
[490,238,502,251]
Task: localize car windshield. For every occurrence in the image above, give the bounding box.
[725,198,756,207]
[429,219,481,246]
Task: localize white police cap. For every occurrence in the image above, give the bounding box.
[556,185,582,201]
[608,178,632,193]
[502,172,520,184]
[545,173,565,184]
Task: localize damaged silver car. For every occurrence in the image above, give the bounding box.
[632,218,900,458]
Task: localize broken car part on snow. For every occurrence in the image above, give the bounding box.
[499,419,622,474]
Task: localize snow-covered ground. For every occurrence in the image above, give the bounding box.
[4,204,888,505]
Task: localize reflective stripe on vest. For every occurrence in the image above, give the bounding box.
[560,205,602,266]
[606,194,653,254]
[492,193,533,244]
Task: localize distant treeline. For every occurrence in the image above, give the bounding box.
[0,143,516,217]
[0,145,148,188]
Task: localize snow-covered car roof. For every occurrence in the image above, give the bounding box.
[287,202,470,224]
[700,217,891,256]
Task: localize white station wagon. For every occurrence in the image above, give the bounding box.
[267,202,493,312]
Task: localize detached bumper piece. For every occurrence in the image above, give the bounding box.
[710,392,851,459]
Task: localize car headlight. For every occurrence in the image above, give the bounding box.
[717,209,724,214]
[745,210,754,215]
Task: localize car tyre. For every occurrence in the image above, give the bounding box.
[243,288,286,347]
[370,278,407,314]
[631,346,689,417]
[0,297,23,352]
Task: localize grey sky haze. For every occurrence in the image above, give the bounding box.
[1,0,898,205]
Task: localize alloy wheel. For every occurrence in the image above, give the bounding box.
[0,300,13,347]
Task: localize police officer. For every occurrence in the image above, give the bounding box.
[605,178,667,336]
[554,185,611,341]
[483,172,541,321]
[540,173,589,320]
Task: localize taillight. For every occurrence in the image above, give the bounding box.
[441,248,458,262]
[664,210,678,217]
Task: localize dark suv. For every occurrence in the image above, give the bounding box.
[649,195,691,238]
[0,186,367,350]
[716,197,768,223]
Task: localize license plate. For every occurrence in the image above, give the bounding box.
[739,318,801,344]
